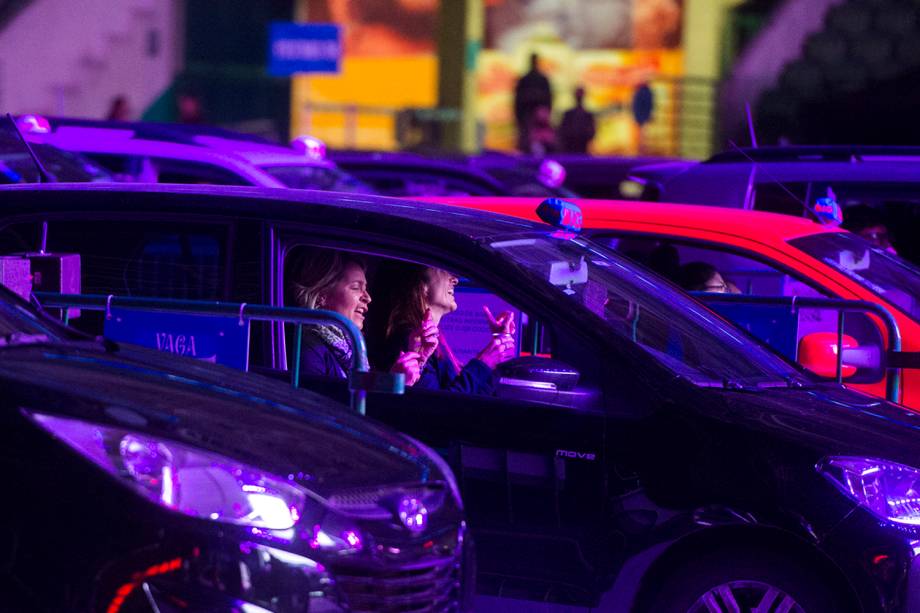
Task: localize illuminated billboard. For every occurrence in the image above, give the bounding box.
[478,0,684,155]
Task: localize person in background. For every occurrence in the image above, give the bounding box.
[558,87,596,153]
[177,91,206,125]
[373,263,514,395]
[524,105,558,157]
[678,262,740,294]
[842,204,898,255]
[106,96,131,121]
[514,53,553,153]
[289,249,420,383]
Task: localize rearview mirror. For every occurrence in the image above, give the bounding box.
[549,256,587,294]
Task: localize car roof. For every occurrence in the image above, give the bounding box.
[331,151,508,191]
[707,145,920,164]
[0,183,541,241]
[33,116,331,168]
[42,116,279,147]
[429,196,843,243]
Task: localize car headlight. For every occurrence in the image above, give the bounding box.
[28,412,306,530]
[819,456,920,526]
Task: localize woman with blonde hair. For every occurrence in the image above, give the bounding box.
[289,248,420,382]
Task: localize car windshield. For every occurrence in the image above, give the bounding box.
[263,164,374,194]
[486,232,801,387]
[791,232,920,321]
[0,143,112,183]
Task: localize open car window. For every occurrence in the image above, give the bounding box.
[282,245,603,409]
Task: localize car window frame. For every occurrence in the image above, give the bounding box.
[586,229,839,300]
[0,211,239,302]
[269,224,634,415]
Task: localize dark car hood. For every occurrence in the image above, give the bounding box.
[705,383,920,465]
[0,341,437,497]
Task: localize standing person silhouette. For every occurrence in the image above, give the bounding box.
[514,53,552,154]
[558,87,596,153]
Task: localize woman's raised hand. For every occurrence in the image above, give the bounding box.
[409,308,440,364]
[476,333,515,369]
[391,351,422,387]
[484,306,515,336]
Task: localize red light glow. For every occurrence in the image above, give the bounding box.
[106,557,183,613]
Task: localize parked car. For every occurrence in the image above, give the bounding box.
[0,121,111,183]
[8,182,920,611]
[332,150,577,198]
[630,145,920,263]
[0,280,468,612]
[330,150,517,197]
[16,115,371,192]
[436,197,920,410]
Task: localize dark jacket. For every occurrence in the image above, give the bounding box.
[385,325,493,395]
[298,329,348,379]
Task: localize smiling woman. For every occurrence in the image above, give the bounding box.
[288,247,421,383]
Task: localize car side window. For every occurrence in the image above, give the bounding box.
[752,182,810,216]
[282,245,601,409]
[41,219,230,300]
[83,154,151,182]
[152,159,250,186]
[600,234,825,298]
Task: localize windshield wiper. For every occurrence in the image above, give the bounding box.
[0,332,51,347]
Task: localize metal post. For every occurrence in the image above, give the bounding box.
[345,104,357,148]
[836,310,845,384]
[292,324,303,389]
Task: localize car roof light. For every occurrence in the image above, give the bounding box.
[17,114,51,134]
[290,135,327,161]
[537,159,566,188]
[813,189,843,226]
[536,198,583,232]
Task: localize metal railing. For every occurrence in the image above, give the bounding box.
[695,293,903,402]
[34,292,401,415]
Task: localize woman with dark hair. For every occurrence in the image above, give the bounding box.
[374,263,514,395]
[678,262,738,294]
[289,248,420,382]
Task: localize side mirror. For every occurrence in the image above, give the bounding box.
[496,356,580,391]
[494,356,595,408]
[798,332,881,379]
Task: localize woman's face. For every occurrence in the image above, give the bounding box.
[321,263,371,329]
[702,271,729,293]
[425,268,459,315]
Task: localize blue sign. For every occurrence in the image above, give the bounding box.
[104,308,251,371]
[268,22,341,76]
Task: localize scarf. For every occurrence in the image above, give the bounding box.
[307,325,369,373]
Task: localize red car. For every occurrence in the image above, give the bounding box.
[435,197,920,409]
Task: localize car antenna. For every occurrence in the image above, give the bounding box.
[727,139,821,223]
[745,102,758,148]
[5,113,55,183]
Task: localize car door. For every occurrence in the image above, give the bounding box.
[272,229,612,605]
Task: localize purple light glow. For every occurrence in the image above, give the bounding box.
[290,135,327,160]
[343,530,362,549]
[538,159,566,188]
[161,465,175,506]
[397,497,428,534]
[17,114,50,134]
